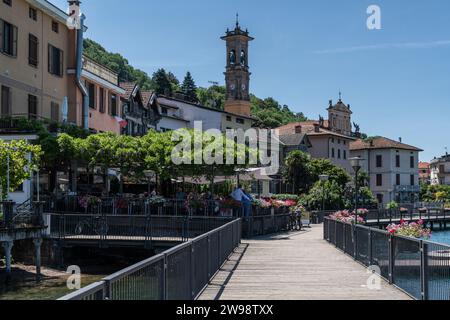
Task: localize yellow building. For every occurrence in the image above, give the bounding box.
[0,0,84,125]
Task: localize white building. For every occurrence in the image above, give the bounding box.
[430,154,450,185]
[350,136,423,205]
[156,95,255,132]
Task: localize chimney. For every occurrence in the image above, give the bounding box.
[295,125,302,134]
[370,140,374,147]
[313,123,320,133]
[399,137,402,143]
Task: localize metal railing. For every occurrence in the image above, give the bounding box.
[1,201,44,230]
[242,214,291,238]
[58,218,242,300]
[324,218,450,300]
[45,213,234,244]
[42,195,291,217]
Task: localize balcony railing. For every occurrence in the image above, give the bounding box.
[394,185,421,193]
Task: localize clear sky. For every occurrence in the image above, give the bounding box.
[53,0,450,162]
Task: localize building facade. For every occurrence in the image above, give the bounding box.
[350,137,423,205]
[81,55,125,134]
[277,120,355,172]
[430,154,450,185]
[120,82,160,136]
[419,162,431,185]
[0,0,82,124]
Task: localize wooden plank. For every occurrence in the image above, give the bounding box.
[198,225,411,300]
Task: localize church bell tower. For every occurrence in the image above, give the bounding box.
[221,15,254,117]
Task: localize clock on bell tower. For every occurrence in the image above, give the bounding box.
[221,15,254,117]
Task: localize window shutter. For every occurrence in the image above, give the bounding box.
[48,44,53,74]
[59,49,64,76]
[12,25,18,57]
[0,20,4,52]
[8,87,12,115]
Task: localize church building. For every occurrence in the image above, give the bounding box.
[277,95,356,173]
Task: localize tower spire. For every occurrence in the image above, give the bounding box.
[339,90,342,102]
[236,13,240,28]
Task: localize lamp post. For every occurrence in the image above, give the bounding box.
[350,157,364,222]
[144,170,156,195]
[319,174,329,212]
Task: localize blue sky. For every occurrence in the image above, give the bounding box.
[54,0,450,161]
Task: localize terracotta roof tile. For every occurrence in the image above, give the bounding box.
[350,137,423,152]
[419,162,430,169]
[119,82,137,98]
[141,90,155,106]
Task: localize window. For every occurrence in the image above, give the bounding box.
[226,116,232,121]
[29,7,37,21]
[236,118,245,124]
[48,44,63,76]
[88,82,96,109]
[338,149,341,159]
[161,107,168,115]
[343,150,347,160]
[51,21,59,33]
[376,174,383,187]
[410,156,415,169]
[331,148,335,158]
[3,0,12,6]
[110,93,117,116]
[51,102,59,121]
[28,34,38,67]
[0,19,18,57]
[396,174,401,186]
[396,155,400,168]
[1,85,11,116]
[28,94,38,119]
[410,175,415,186]
[99,88,105,113]
[377,194,384,204]
[376,155,383,168]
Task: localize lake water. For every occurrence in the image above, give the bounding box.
[430,229,450,246]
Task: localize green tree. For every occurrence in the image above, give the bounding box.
[0,140,42,199]
[283,151,313,194]
[152,68,173,96]
[181,72,198,103]
[83,39,154,90]
[197,86,226,109]
[309,158,351,188]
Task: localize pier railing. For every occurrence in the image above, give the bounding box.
[45,213,234,244]
[42,196,290,217]
[58,218,242,300]
[324,218,450,300]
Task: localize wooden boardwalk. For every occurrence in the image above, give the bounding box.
[199,225,411,300]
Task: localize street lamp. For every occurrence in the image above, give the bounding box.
[319,174,329,212]
[349,157,364,219]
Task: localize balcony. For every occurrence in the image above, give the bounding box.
[394,185,420,193]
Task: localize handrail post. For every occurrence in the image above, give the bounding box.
[163,253,168,300]
[388,234,394,284]
[420,241,429,300]
[104,279,111,300]
[368,228,373,265]
[190,243,194,300]
[353,224,357,260]
[207,235,211,279]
